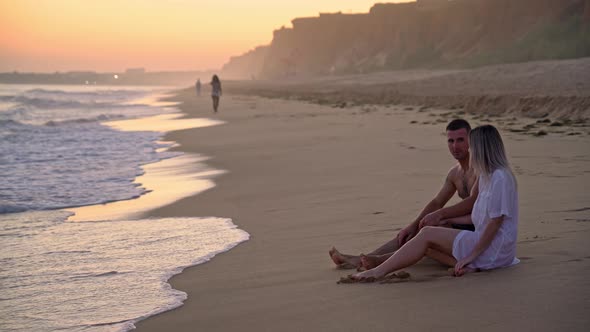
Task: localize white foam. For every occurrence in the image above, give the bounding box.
[0,211,249,332]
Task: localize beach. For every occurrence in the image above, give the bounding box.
[136,60,590,331]
[4,1,590,331]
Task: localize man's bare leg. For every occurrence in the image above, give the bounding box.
[367,237,401,255]
[425,248,457,267]
[330,236,402,269]
[359,253,392,270]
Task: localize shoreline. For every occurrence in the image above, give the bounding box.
[136,84,590,331]
[0,85,251,332]
[60,93,253,330]
[66,153,220,222]
[66,97,225,222]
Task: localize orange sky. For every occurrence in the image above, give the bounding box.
[0,0,411,73]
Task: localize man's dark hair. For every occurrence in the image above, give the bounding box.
[446,119,471,132]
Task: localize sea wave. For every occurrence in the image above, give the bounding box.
[0,85,179,215]
[0,115,128,128]
[0,95,147,110]
[0,204,28,214]
[44,114,127,126]
[25,87,149,97]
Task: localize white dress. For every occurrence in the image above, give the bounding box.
[452,168,520,270]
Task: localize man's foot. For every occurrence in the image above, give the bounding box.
[360,254,383,270]
[328,247,342,264]
[329,247,361,269]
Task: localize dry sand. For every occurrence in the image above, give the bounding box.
[136,63,589,331]
[226,58,590,119]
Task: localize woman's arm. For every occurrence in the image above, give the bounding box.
[454,216,504,275]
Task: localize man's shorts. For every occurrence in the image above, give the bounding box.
[451,223,475,231]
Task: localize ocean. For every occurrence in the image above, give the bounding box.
[0,84,249,331]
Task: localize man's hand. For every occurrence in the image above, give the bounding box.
[397,225,417,247]
[419,210,443,229]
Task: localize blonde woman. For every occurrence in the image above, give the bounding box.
[351,125,519,280]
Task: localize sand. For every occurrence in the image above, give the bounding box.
[225,58,590,119]
[135,62,590,331]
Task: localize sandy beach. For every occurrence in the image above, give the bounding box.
[136,61,590,331]
[4,2,590,331]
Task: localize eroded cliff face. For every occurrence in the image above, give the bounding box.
[223,0,589,79]
[221,45,269,79]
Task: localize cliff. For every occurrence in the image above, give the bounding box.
[221,45,269,79]
[222,0,590,79]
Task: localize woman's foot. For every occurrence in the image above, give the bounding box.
[350,268,385,282]
[329,247,361,269]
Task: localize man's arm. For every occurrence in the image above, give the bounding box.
[439,214,472,226]
[397,170,457,245]
[420,178,479,227]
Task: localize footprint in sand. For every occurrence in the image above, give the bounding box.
[519,235,559,244]
[399,142,417,150]
[337,271,411,284]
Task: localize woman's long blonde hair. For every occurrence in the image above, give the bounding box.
[469,125,514,181]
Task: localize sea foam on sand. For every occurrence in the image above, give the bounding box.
[0,211,249,332]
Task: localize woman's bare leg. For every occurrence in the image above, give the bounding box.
[361,247,456,270]
[212,96,219,112]
[368,238,401,255]
[353,227,461,279]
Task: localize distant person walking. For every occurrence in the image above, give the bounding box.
[195,79,201,96]
[210,75,222,112]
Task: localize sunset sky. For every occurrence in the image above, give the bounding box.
[0,0,411,73]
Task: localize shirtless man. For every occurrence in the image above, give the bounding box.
[330,119,478,270]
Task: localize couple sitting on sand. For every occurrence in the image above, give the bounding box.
[330,119,519,281]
